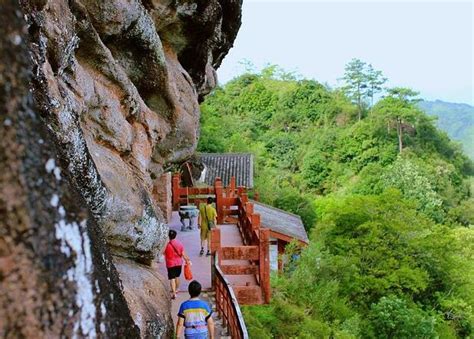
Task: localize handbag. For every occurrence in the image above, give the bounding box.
[206,204,216,229]
[184,262,193,281]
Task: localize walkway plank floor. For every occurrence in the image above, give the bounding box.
[155,212,211,329]
[154,212,256,337]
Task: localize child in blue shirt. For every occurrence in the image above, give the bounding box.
[176,280,214,339]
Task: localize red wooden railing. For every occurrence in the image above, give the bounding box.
[213,251,249,339]
[172,173,270,336]
[172,174,215,209]
[213,178,271,303]
[211,226,270,304]
[172,173,271,304]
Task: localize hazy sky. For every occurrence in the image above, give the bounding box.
[217,0,473,105]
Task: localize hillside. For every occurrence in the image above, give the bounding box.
[199,66,474,338]
[419,100,474,160]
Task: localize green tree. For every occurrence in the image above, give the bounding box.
[198,65,474,338]
[374,87,422,153]
[366,64,387,107]
[381,157,443,221]
[302,152,331,191]
[341,58,369,121]
[368,296,436,338]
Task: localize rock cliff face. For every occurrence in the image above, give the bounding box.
[0,0,241,337]
[21,0,242,264]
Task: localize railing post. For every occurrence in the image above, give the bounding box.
[230,176,236,195]
[278,239,285,273]
[215,178,224,224]
[243,202,253,244]
[251,214,260,231]
[211,228,221,290]
[245,202,254,215]
[172,173,181,210]
[259,228,271,304]
[254,191,260,202]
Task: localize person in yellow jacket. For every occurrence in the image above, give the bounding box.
[198,197,217,256]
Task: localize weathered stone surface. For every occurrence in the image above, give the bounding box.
[19,0,243,263]
[114,257,173,338]
[0,2,139,337]
[1,0,242,336]
[153,172,173,223]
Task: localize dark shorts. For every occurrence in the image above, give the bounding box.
[167,265,182,280]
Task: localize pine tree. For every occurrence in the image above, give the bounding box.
[341,58,369,121]
[366,64,387,108]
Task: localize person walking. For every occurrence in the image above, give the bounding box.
[198,197,217,256]
[164,229,190,300]
[176,280,214,339]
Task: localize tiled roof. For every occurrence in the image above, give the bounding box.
[253,200,309,243]
[199,153,254,189]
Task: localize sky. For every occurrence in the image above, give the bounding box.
[217,0,474,105]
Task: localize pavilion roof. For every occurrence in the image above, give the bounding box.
[199,153,254,189]
[253,200,309,244]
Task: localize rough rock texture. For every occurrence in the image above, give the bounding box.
[114,257,173,338]
[0,2,139,337]
[19,0,242,264]
[1,0,241,337]
[153,172,173,223]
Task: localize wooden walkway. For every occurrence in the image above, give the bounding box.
[219,224,258,287]
[165,174,279,338]
[155,212,255,337]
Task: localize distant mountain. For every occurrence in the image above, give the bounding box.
[419,100,474,160]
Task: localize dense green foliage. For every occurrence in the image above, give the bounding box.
[419,100,474,160]
[243,192,473,338]
[198,64,474,338]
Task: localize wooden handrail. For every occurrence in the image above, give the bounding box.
[174,173,271,303]
[214,252,249,339]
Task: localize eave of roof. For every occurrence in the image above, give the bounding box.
[252,200,309,244]
[198,153,254,189]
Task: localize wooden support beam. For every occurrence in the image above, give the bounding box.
[251,213,260,230]
[278,239,285,272]
[230,177,236,195]
[233,286,263,305]
[254,191,260,202]
[259,228,271,304]
[221,264,259,275]
[269,230,308,246]
[215,179,224,224]
[210,228,221,255]
[245,202,254,215]
[172,173,181,210]
[211,228,221,290]
[221,246,259,261]
[223,197,239,206]
[223,209,239,216]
